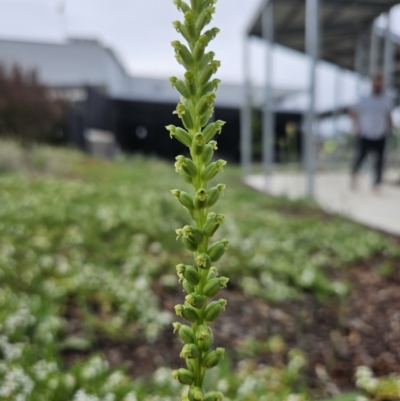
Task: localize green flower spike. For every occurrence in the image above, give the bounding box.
[167,0,230,398]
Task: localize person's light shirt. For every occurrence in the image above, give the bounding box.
[354,94,393,140]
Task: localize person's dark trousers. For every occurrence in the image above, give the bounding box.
[352,136,386,185]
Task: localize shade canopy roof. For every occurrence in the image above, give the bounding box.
[247,0,400,87]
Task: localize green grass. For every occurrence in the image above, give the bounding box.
[320,392,362,401]
[0,143,398,400]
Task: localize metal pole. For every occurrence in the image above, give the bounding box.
[332,66,341,166]
[241,35,252,177]
[383,10,394,91]
[262,0,275,188]
[369,19,379,77]
[304,0,319,197]
[355,35,367,98]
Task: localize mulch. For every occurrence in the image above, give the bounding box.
[61,256,400,396]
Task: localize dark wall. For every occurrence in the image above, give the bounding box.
[69,94,303,164]
[67,87,113,149]
[251,109,303,163]
[113,100,242,162]
[113,100,186,159]
[213,106,241,163]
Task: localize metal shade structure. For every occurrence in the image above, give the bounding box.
[247,0,400,81]
[242,0,400,196]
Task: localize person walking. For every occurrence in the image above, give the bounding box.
[349,74,394,193]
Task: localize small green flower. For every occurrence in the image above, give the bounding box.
[167,0,229,398]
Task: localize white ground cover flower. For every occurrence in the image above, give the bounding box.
[0,366,34,400]
[0,336,24,361]
[73,390,101,401]
[4,306,36,335]
[81,356,109,380]
[32,360,58,381]
[103,371,126,392]
[34,315,64,343]
[123,392,138,401]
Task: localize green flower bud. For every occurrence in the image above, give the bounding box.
[189,0,201,13]
[196,325,213,351]
[202,391,224,401]
[201,142,215,164]
[203,213,224,237]
[203,277,220,298]
[188,387,203,401]
[196,253,211,269]
[179,169,193,184]
[203,276,229,298]
[176,264,200,286]
[178,324,195,343]
[205,187,219,208]
[175,304,199,322]
[203,27,220,42]
[198,336,213,353]
[180,343,200,359]
[166,125,192,148]
[171,41,193,69]
[199,51,215,69]
[173,0,191,14]
[184,12,197,39]
[185,293,206,309]
[204,299,227,322]
[185,265,200,286]
[169,77,190,99]
[174,103,194,130]
[207,239,229,261]
[199,107,214,128]
[216,183,226,195]
[196,324,212,341]
[207,185,225,208]
[182,236,198,251]
[192,133,205,156]
[185,71,197,97]
[193,35,209,62]
[176,263,185,282]
[172,368,194,385]
[202,121,225,142]
[171,190,195,210]
[200,0,217,11]
[173,322,182,333]
[207,266,218,280]
[199,60,221,87]
[175,21,194,45]
[181,225,204,245]
[197,93,216,118]
[195,6,215,32]
[186,357,195,372]
[202,348,225,369]
[200,79,221,97]
[194,188,208,209]
[182,279,195,294]
[201,160,226,182]
[175,156,198,178]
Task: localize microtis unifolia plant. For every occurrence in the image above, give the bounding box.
[166,1,229,400]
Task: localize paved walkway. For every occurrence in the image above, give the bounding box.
[244,170,400,236]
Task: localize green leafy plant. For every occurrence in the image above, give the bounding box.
[167,1,229,400]
[355,366,400,401]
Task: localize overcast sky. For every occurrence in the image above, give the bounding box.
[0,0,399,116]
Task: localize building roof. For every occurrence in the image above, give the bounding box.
[247,0,400,86]
[0,37,129,97]
[125,76,301,109]
[0,37,301,108]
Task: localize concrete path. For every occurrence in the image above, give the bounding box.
[244,170,400,236]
